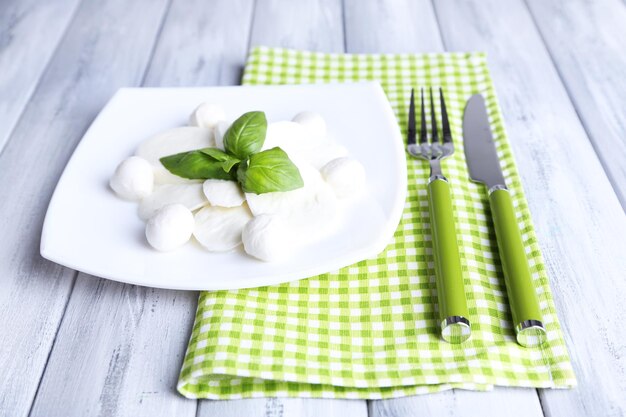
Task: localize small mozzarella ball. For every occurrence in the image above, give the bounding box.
[321,157,366,198]
[203,179,245,207]
[213,120,230,150]
[242,215,290,262]
[292,111,327,138]
[110,156,154,200]
[145,204,194,252]
[189,103,226,129]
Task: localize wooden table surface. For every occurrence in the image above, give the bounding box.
[1,0,625,416]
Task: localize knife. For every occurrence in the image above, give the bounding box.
[463,94,546,347]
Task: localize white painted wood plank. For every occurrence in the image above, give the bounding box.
[29,0,254,416]
[143,0,253,87]
[343,2,543,416]
[433,1,626,416]
[344,0,443,53]
[30,280,198,417]
[368,388,544,417]
[0,0,82,153]
[249,0,344,52]
[0,0,169,416]
[525,0,626,210]
[197,1,366,416]
[198,397,368,417]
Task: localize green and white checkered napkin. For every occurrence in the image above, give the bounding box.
[177,47,576,399]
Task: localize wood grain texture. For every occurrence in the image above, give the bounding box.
[0,0,169,416]
[0,0,82,153]
[29,0,254,416]
[368,388,544,417]
[434,0,626,416]
[29,280,198,417]
[198,397,368,417]
[525,0,626,210]
[197,1,366,415]
[249,0,345,52]
[143,0,254,87]
[344,0,443,53]
[344,2,543,416]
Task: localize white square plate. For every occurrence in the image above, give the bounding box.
[41,82,406,290]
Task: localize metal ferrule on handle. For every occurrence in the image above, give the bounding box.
[427,176,471,344]
[488,187,547,347]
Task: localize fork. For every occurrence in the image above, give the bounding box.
[407,87,471,344]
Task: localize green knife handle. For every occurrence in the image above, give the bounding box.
[428,177,471,343]
[489,188,546,347]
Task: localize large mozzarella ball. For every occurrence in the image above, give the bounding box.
[135,126,213,184]
[136,127,214,164]
[213,120,230,151]
[109,156,154,200]
[193,205,252,252]
[263,121,343,169]
[145,204,194,252]
[262,121,315,155]
[138,183,206,220]
[321,157,366,198]
[242,215,290,262]
[305,141,349,170]
[189,103,226,129]
[203,179,245,207]
[245,162,338,241]
[292,111,327,138]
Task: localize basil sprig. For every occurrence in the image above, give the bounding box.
[200,148,240,173]
[159,111,303,195]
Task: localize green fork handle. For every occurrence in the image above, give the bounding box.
[489,188,546,347]
[428,177,471,343]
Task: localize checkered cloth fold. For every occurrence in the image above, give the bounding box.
[177,47,576,399]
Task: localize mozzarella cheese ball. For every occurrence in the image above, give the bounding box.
[138,183,206,220]
[135,126,213,185]
[109,156,154,200]
[193,205,251,252]
[292,111,327,138]
[321,157,366,198]
[242,215,290,262]
[203,179,245,208]
[189,103,226,129]
[213,120,230,150]
[145,204,194,252]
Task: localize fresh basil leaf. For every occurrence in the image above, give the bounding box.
[200,148,240,173]
[199,147,231,161]
[237,147,304,194]
[160,150,233,180]
[221,158,239,173]
[223,111,267,159]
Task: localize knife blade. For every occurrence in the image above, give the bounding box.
[463,94,547,348]
[463,96,506,189]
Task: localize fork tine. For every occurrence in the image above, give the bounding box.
[407,89,416,145]
[439,87,452,143]
[420,88,427,144]
[429,87,439,143]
